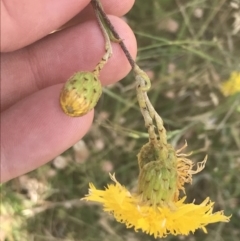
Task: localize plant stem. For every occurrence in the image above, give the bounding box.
[91,0,112,76]
[91,0,136,69]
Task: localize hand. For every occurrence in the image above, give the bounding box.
[1,0,136,182]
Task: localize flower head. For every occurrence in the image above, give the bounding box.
[221,71,240,96]
[83,173,230,238]
[82,127,230,238]
[83,142,230,238]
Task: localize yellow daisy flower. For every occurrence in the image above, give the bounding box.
[221,71,240,96]
[82,141,230,238]
[83,173,230,238]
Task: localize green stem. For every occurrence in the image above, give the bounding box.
[91,0,112,76]
[92,0,136,69]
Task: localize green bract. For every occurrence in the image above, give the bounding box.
[60,72,102,117]
[137,142,178,207]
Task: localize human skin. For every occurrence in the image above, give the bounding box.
[1,0,137,182]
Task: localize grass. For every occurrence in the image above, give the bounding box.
[1,0,240,240]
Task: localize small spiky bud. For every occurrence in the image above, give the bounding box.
[60,72,102,117]
[137,142,178,207]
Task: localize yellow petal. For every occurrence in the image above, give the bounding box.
[221,71,240,96]
[82,175,230,238]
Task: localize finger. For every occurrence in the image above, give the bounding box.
[1,16,137,111]
[1,0,135,52]
[1,84,94,183]
[61,0,135,29]
[101,0,135,16]
[1,0,90,52]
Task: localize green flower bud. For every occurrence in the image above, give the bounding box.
[137,142,178,207]
[60,72,102,117]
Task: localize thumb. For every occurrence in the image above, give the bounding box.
[1,0,90,52]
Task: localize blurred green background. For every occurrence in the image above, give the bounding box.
[1,0,240,240]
